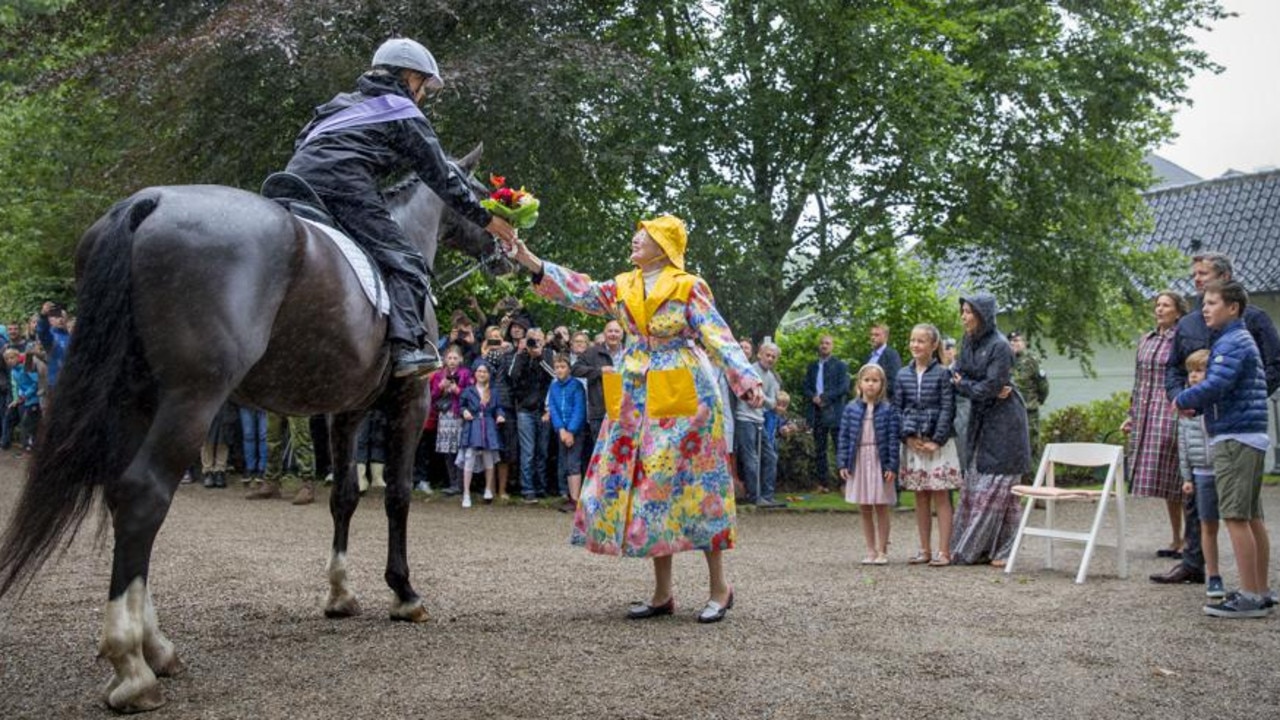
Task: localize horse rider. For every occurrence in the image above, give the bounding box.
[285,38,518,378]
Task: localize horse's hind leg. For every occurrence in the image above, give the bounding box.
[384,377,429,622]
[100,392,221,713]
[324,410,365,618]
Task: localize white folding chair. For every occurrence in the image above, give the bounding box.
[1004,443,1127,584]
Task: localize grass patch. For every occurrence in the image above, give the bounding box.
[774,490,918,513]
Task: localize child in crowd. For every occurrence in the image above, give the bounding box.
[547,353,587,513]
[1174,280,1274,618]
[431,345,472,500]
[838,364,901,565]
[457,362,505,508]
[10,351,41,452]
[1177,349,1223,599]
[895,324,961,567]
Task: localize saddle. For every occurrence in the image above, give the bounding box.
[261,172,338,228]
[259,172,389,315]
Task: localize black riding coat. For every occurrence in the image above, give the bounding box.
[285,72,491,229]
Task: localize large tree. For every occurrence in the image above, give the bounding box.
[575,0,1221,348]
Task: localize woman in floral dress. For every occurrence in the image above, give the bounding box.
[1121,291,1188,557]
[505,215,762,623]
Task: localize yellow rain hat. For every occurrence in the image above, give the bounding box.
[637,214,688,270]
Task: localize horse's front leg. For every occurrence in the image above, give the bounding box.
[324,410,365,618]
[384,376,430,622]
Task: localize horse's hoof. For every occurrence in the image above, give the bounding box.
[324,592,362,619]
[103,673,165,714]
[389,598,430,623]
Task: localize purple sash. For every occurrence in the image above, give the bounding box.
[302,95,424,146]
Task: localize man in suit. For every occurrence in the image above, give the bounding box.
[867,324,902,402]
[803,334,850,492]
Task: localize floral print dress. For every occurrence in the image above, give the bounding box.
[534,262,761,557]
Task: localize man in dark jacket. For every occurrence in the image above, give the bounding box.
[510,328,554,501]
[1152,251,1280,586]
[286,38,517,377]
[867,324,902,403]
[803,334,850,492]
[572,322,623,447]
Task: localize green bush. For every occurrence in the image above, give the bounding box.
[1041,391,1131,483]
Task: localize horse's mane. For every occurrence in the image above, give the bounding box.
[383,161,481,210]
[383,174,424,209]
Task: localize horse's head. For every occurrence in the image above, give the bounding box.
[386,144,517,278]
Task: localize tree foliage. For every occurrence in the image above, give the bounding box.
[0,0,1224,358]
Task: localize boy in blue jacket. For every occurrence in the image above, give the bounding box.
[1175,280,1274,618]
[548,354,587,512]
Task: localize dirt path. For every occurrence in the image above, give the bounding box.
[1,452,1277,719]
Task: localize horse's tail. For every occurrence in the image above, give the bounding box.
[0,193,160,600]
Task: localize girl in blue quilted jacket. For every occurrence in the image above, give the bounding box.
[895,324,962,567]
[838,364,901,565]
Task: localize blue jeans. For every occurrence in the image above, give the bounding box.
[736,419,763,503]
[517,411,549,498]
[761,427,779,502]
[238,407,268,474]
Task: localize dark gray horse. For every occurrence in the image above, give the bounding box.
[0,145,504,712]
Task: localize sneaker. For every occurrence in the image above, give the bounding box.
[1265,590,1278,609]
[522,496,539,505]
[1206,576,1225,600]
[413,480,433,495]
[1203,594,1269,619]
[442,487,462,497]
[461,495,472,509]
[392,344,441,378]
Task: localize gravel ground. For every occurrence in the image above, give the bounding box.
[1,452,1278,719]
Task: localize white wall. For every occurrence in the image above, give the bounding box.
[1037,293,1280,471]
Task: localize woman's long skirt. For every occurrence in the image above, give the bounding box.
[950,468,1022,564]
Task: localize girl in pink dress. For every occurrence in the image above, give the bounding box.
[838,364,901,565]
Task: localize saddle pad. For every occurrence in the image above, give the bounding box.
[299,217,390,315]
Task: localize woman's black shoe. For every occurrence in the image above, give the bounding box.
[696,589,734,624]
[627,597,675,619]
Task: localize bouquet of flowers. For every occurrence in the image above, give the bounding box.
[479,174,540,229]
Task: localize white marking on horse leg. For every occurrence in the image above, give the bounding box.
[141,586,183,677]
[99,577,165,712]
[389,596,430,623]
[323,550,361,618]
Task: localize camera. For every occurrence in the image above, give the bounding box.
[525,338,539,349]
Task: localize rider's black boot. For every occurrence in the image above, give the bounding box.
[391,342,442,378]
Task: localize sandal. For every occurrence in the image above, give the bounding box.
[908,550,931,565]
[860,554,877,565]
[990,559,1007,569]
[872,553,889,565]
[928,552,951,567]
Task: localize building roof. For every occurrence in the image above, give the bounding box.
[935,165,1280,296]
[1143,153,1202,190]
[1141,168,1280,294]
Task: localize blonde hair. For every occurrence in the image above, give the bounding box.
[911,323,943,364]
[1186,348,1210,373]
[776,389,790,405]
[855,363,889,404]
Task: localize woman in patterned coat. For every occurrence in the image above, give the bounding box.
[505,215,762,624]
[1122,291,1188,557]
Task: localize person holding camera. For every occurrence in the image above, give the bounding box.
[431,346,473,496]
[474,325,518,499]
[511,327,554,503]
